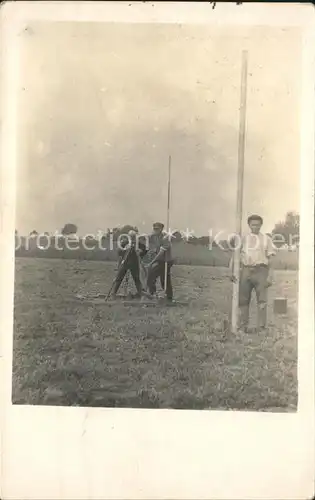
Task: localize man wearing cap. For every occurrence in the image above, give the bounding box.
[111,229,147,298]
[231,214,276,331]
[146,222,174,302]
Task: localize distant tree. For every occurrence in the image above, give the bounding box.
[120,224,138,235]
[187,235,199,245]
[44,231,50,236]
[107,225,139,241]
[111,227,120,241]
[100,235,108,247]
[197,236,210,246]
[61,223,78,236]
[271,211,300,248]
[29,230,38,236]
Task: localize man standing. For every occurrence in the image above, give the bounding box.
[231,214,276,331]
[146,222,174,302]
[111,229,147,298]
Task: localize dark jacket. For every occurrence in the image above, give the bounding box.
[148,232,173,263]
[117,239,148,264]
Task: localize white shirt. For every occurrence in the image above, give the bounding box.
[240,232,276,266]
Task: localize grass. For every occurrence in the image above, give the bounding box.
[12,258,298,411]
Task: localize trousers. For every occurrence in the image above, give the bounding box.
[239,265,269,328]
[147,261,173,300]
[112,259,142,295]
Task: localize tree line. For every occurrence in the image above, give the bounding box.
[17,211,300,249]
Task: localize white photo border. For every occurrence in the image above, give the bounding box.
[0,2,314,499]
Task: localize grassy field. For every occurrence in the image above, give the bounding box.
[12,257,298,411]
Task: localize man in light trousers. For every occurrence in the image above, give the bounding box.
[231,214,276,331]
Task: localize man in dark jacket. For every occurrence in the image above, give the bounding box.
[146,222,174,301]
[111,230,147,298]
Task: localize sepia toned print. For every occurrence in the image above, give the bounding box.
[12,21,300,411]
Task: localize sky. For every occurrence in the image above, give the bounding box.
[16,22,301,237]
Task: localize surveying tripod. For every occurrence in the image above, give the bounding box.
[105,243,147,301]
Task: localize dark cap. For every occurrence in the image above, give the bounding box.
[247,214,263,225]
[153,222,164,229]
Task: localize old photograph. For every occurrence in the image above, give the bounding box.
[12,20,301,411]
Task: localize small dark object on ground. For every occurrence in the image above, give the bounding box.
[273,298,288,315]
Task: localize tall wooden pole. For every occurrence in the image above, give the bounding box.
[231,50,248,333]
[164,155,171,294]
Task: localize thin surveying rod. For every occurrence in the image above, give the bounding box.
[231,50,248,333]
[164,155,172,294]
